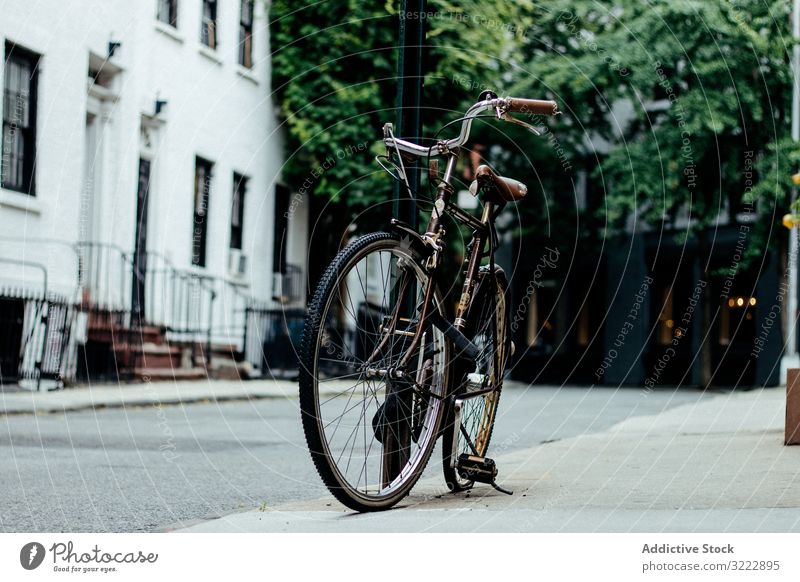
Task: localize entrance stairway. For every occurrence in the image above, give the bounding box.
[86,310,206,381]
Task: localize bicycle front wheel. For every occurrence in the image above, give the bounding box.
[299,232,449,511]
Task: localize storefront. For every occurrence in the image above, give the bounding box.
[511,227,784,388]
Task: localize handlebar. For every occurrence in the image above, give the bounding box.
[505,97,559,116]
[383,96,558,158]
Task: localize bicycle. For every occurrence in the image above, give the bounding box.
[299,91,559,511]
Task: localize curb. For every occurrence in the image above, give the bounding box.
[0,391,295,417]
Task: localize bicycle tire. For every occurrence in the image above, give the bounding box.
[442,267,510,491]
[299,232,449,511]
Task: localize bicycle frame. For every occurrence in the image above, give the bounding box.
[383,145,500,397]
[374,93,558,379]
[364,145,501,485]
[300,94,558,509]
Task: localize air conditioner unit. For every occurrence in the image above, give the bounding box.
[228,249,248,277]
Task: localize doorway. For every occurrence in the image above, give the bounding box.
[0,297,24,382]
[132,158,151,326]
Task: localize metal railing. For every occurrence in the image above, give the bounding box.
[76,243,219,354]
[0,276,78,390]
[1,239,307,385]
[243,305,305,378]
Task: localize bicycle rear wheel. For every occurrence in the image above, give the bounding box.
[299,232,449,511]
[442,268,510,491]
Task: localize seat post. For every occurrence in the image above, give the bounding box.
[481,201,494,225]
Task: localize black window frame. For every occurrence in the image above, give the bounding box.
[238,0,254,68]
[201,0,218,50]
[273,184,290,275]
[156,0,178,28]
[192,157,213,267]
[2,42,40,196]
[230,173,247,250]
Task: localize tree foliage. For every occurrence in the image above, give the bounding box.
[271,0,795,266]
[269,0,534,210]
[513,0,793,255]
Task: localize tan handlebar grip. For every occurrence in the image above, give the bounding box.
[505,98,558,116]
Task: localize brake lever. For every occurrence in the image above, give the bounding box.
[501,112,541,136]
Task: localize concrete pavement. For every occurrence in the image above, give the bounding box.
[176,386,800,533]
[0,378,300,416]
[0,380,712,532]
[3,378,797,532]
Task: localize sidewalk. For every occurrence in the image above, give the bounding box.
[175,387,800,533]
[0,378,300,416]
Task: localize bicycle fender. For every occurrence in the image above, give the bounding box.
[389,219,434,259]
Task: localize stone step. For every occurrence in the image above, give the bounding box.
[88,325,165,345]
[133,367,208,381]
[210,343,244,359]
[113,343,181,369]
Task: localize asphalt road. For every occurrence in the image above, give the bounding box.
[0,383,715,532]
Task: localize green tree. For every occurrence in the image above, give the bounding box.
[512,0,794,386]
[270,0,536,283]
[270,0,795,387]
[271,0,531,206]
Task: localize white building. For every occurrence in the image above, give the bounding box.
[0,0,308,386]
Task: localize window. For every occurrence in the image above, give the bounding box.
[230,173,247,249]
[156,0,178,27]
[273,185,290,274]
[655,286,675,346]
[201,0,218,49]
[719,294,756,346]
[2,43,39,195]
[526,283,557,352]
[192,157,213,267]
[239,0,254,68]
[576,300,590,347]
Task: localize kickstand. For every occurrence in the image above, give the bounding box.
[491,481,513,495]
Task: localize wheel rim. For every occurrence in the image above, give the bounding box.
[311,240,446,503]
[451,280,507,489]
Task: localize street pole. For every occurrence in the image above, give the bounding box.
[383,0,426,485]
[783,0,800,380]
[393,0,425,229]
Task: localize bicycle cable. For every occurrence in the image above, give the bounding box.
[375,111,502,212]
[425,113,498,202]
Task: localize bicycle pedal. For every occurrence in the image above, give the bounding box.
[456,453,498,485]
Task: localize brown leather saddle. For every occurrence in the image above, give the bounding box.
[470,164,528,203]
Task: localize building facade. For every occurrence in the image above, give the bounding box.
[508,209,786,389]
[0,0,308,387]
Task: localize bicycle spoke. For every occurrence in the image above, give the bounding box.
[302,235,446,507]
[444,273,508,490]
[460,423,479,455]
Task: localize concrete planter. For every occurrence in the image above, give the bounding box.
[786,368,800,445]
